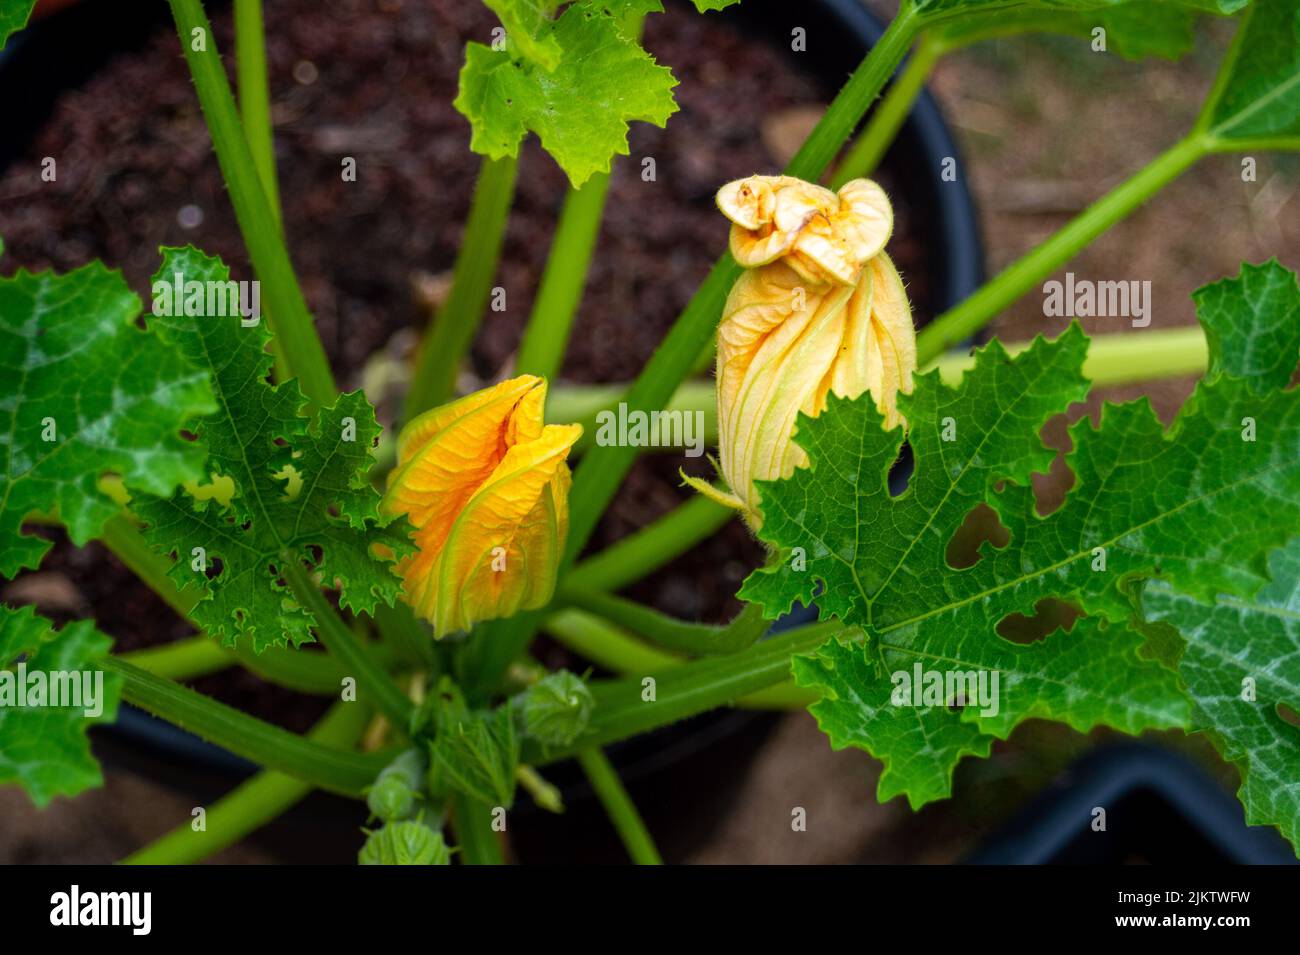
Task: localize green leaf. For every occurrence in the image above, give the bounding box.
[689,0,743,11]
[0,0,35,52]
[750,262,1300,806]
[133,247,411,653]
[1202,0,1300,143]
[0,261,216,579]
[0,604,122,807]
[1194,259,1300,392]
[1144,540,1300,856]
[790,632,992,808]
[431,706,520,809]
[455,1,678,187]
[482,0,564,70]
[520,669,594,747]
[358,819,452,865]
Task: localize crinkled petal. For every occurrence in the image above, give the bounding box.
[395,375,539,466]
[435,423,582,634]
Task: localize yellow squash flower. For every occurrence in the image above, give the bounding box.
[382,376,581,637]
[688,174,916,529]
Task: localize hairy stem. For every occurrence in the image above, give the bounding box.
[101,657,389,796]
[405,155,519,418]
[558,587,767,655]
[916,133,1208,363]
[168,0,334,405]
[283,560,413,729]
[567,493,733,592]
[576,747,662,864]
[515,174,611,379]
[450,793,504,864]
[234,0,280,222]
[99,513,373,692]
[120,702,369,864]
[523,620,840,762]
[832,32,945,186]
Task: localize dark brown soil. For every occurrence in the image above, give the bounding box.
[0,0,945,723]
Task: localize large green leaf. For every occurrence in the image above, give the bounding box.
[1201,0,1300,145]
[1144,540,1300,856]
[0,604,121,807]
[746,262,1300,808]
[0,261,215,578]
[455,1,678,187]
[133,247,411,653]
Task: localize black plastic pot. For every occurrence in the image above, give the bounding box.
[1,0,985,862]
[968,743,1297,864]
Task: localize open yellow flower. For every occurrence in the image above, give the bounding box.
[688,174,916,529]
[382,376,581,637]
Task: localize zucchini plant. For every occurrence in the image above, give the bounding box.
[0,0,1298,864]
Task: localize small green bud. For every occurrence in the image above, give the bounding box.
[521,670,593,747]
[358,820,451,866]
[365,748,426,823]
[367,775,417,822]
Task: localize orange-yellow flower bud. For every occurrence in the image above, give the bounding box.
[689,174,916,528]
[382,376,581,637]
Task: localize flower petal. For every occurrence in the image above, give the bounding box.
[434,423,582,634]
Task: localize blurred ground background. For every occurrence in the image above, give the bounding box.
[1,0,1296,863]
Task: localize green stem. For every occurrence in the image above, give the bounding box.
[167,0,334,405]
[234,0,279,220]
[101,657,389,796]
[524,620,839,762]
[563,3,922,567]
[451,793,504,864]
[567,493,732,592]
[283,561,413,729]
[515,173,612,379]
[545,608,677,672]
[559,587,767,655]
[120,702,369,864]
[560,379,718,454]
[916,133,1208,363]
[542,609,815,711]
[118,636,232,681]
[233,0,290,383]
[576,747,662,864]
[99,513,369,693]
[931,325,1209,386]
[832,32,945,187]
[513,13,649,381]
[553,324,1210,467]
[405,155,519,418]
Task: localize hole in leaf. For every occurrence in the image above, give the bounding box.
[1032,412,1076,517]
[204,556,224,581]
[887,442,913,498]
[946,503,1010,569]
[1278,703,1300,729]
[996,598,1081,646]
